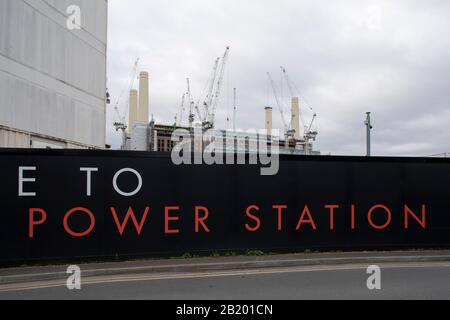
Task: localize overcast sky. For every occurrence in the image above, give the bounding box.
[106,0,450,156]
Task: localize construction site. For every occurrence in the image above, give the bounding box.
[113,47,320,156]
[0,0,319,155]
[1,1,449,159]
[1,1,450,302]
[0,0,323,158]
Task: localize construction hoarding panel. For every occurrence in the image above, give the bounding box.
[0,149,449,265]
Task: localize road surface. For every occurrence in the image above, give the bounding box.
[0,262,449,300]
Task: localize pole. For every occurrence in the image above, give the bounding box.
[187,78,194,130]
[233,88,237,132]
[365,112,373,156]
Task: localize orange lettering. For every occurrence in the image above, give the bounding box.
[28,208,47,238]
[63,207,95,237]
[245,205,261,232]
[165,206,180,234]
[110,207,149,236]
[195,206,210,233]
[296,205,317,231]
[325,205,339,230]
[368,205,391,230]
[404,205,426,229]
[273,205,287,231]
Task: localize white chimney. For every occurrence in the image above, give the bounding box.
[138,71,149,123]
[265,107,273,136]
[128,89,138,132]
[291,97,301,140]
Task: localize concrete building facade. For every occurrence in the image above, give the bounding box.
[0,0,108,149]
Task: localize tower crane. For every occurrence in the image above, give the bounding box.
[183,47,230,131]
[267,72,295,141]
[279,66,319,150]
[200,46,230,131]
[305,114,318,141]
[113,57,140,149]
[174,93,186,128]
[203,58,220,122]
[208,46,230,129]
[281,66,307,131]
[304,114,318,155]
[186,78,196,129]
[280,67,296,98]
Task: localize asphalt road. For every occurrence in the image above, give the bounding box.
[0,262,449,300]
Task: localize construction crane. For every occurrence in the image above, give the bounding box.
[281,66,307,131]
[304,111,319,156]
[174,93,186,128]
[186,78,197,129]
[113,57,140,149]
[202,58,220,122]
[279,67,319,151]
[307,114,318,137]
[305,114,318,141]
[281,67,295,98]
[208,46,230,129]
[267,72,295,141]
[113,58,140,127]
[199,46,230,131]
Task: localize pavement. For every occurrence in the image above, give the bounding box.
[1,250,450,300]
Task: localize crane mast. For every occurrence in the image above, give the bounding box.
[113,58,140,126]
[281,66,295,98]
[267,72,295,141]
[281,66,307,131]
[174,93,186,127]
[304,114,318,155]
[201,46,230,131]
[209,46,230,128]
[113,57,140,149]
[182,47,230,131]
[271,67,319,151]
[186,78,196,129]
[203,58,220,122]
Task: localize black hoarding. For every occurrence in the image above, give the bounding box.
[0,149,449,264]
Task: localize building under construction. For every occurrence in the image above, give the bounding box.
[121,48,320,156]
[121,76,319,155]
[123,94,319,156]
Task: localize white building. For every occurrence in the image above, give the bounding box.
[0,0,108,149]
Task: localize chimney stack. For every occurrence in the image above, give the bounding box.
[265,106,273,137]
[128,89,138,132]
[138,71,149,123]
[291,97,301,140]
